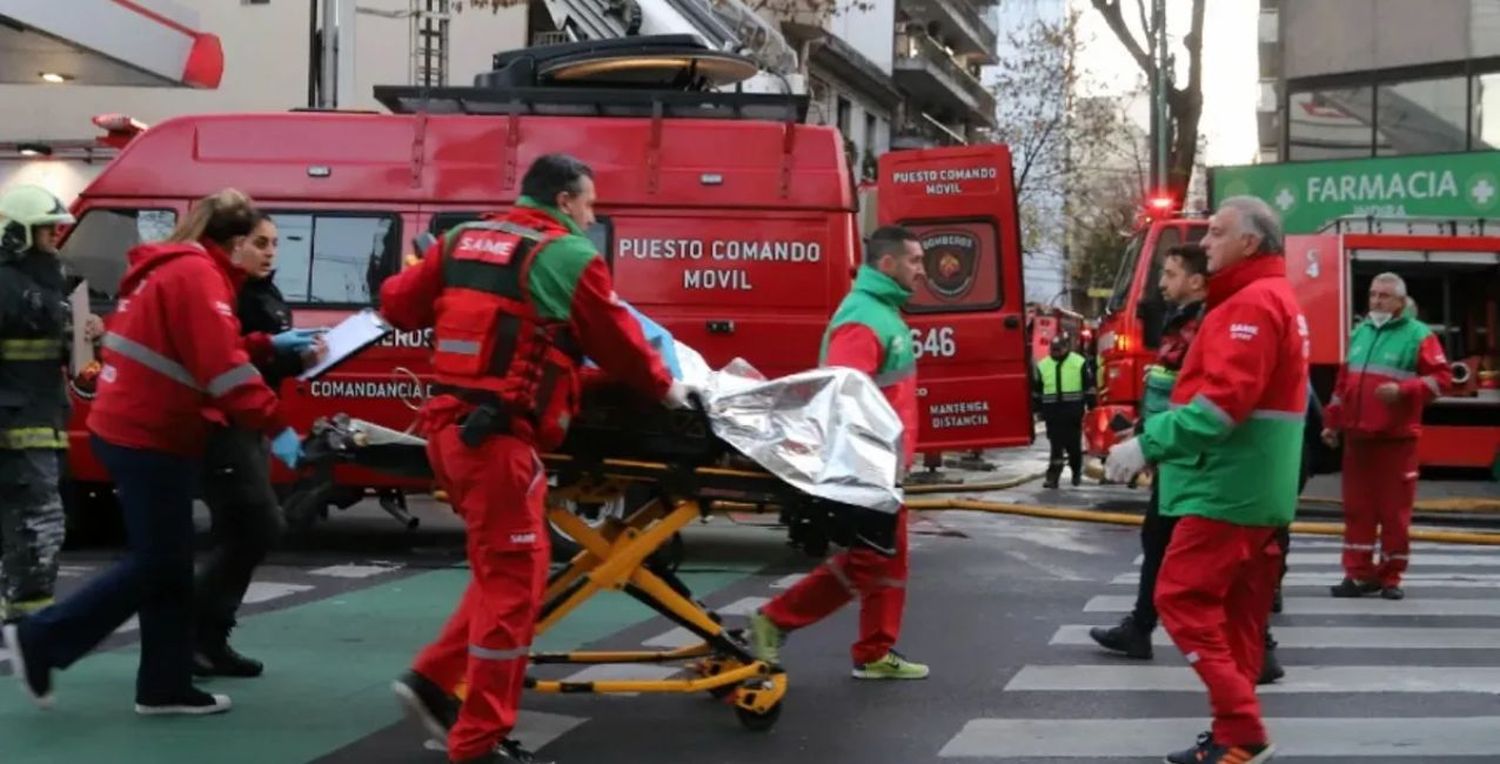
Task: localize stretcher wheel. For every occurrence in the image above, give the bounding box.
[735,701,782,731]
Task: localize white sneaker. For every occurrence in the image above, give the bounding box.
[135,689,232,716]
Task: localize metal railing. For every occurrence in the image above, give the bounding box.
[895,32,995,117]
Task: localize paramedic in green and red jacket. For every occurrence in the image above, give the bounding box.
[750,226,932,682]
[1321,272,1450,601]
[1105,196,1308,764]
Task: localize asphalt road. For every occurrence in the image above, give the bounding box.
[5,438,1500,763]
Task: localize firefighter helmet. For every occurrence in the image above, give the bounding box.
[0,184,75,252]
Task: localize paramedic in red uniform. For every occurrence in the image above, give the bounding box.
[1105,196,1307,764]
[749,226,932,681]
[4,190,300,717]
[381,154,696,764]
[1322,272,1450,600]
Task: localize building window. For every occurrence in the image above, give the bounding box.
[1376,76,1468,156]
[1287,86,1373,160]
[1474,72,1500,150]
[837,97,852,137]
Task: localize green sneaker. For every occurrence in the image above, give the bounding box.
[852,651,930,680]
[749,612,785,666]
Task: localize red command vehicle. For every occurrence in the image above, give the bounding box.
[57,36,1033,529]
[1087,207,1500,473]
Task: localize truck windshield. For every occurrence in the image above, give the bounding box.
[60,208,178,304]
[1104,230,1146,315]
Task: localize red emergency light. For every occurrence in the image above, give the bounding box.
[93,113,149,149]
[1146,194,1176,215]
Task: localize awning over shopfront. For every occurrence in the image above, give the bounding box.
[0,0,222,88]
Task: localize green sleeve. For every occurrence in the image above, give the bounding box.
[527,234,598,320]
[1140,395,1235,462]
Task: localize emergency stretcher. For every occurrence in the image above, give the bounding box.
[293,383,899,731]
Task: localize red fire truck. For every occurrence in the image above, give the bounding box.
[56,35,1035,530]
[1088,207,1500,474]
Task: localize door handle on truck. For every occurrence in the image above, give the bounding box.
[707,320,735,334]
[1004,315,1021,329]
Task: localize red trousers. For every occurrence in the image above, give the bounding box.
[1340,436,1418,587]
[1155,516,1282,747]
[411,427,551,762]
[761,509,908,665]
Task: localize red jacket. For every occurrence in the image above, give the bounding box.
[380,206,672,447]
[88,241,284,456]
[822,323,919,468]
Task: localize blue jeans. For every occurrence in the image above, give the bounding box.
[21,436,200,702]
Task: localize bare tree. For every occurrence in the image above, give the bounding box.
[1088,0,1205,199]
[990,10,1139,282]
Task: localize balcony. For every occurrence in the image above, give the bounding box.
[897,0,998,62]
[893,31,995,129]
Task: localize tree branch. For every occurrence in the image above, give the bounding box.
[1089,0,1156,79]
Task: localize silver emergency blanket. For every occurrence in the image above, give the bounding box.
[349,310,906,516]
[671,340,905,515]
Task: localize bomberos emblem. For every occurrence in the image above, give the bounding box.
[921,230,978,300]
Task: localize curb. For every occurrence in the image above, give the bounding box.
[906,497,1500,546]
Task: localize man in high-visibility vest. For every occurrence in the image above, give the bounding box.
[1033,333,1095,488]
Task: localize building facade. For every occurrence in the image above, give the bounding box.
[1,0,526,201]
[1258,0,1500,162]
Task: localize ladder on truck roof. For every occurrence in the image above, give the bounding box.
[1320,214,1500,237]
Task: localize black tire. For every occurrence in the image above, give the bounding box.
[735,702,782,732]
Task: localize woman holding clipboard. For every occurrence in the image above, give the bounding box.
[192,210,327,678]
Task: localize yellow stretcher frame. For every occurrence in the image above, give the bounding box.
[471,453,791,730]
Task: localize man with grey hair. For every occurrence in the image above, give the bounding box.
[1322,271,1450,601]
[1104,195,1308,764]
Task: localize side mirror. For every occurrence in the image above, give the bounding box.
[1136,298,1166,349]
[411,232,436,260]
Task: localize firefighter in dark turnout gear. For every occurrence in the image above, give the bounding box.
[0,185,75,623]
[1034,333,1095,488]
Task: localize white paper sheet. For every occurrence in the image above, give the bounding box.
[69,281,92,375]
[297,309,394,381]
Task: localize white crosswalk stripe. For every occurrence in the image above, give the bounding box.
[938,547,1500,759]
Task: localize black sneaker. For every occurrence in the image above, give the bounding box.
[193,638,264,678]
[1271,587,1283,614]
[1088,616,1154,659]
[3,622,53,709]
[1329,578,1379,598]
[1257,647,1284,685]
[135,687,232,716]
[1165,731,1212,764]
[1381,586,1405,600]
[454,740,554,764]
[1166,733,1275,764]
[392,669,460,742]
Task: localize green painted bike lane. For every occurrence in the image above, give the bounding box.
[0,565,756,763]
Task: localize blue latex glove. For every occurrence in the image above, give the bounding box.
[270,427,303,470]
[271,328,323,354]
[583,300,683,378]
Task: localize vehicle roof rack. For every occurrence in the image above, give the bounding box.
[374,85,809,123]
[1320,215,1500,237]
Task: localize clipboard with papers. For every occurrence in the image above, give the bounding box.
[298,309,396,382]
